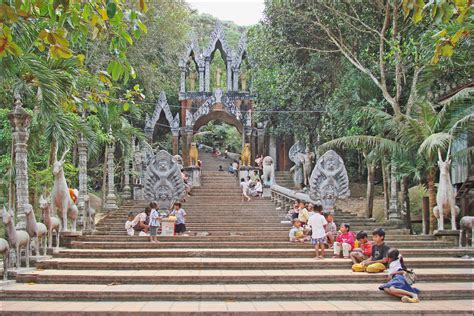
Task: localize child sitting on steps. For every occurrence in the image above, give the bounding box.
[379,248,420,303]
[288,219,307,242]
[353,228,390,273]
[333,223,354,259]
[350,231,372,264]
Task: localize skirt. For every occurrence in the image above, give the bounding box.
[378,274,420,294]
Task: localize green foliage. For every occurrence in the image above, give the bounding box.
[195,122,241,153]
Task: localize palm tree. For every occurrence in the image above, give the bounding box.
[319,98,473,231]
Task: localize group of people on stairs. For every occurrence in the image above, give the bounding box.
[288,200,420,303]
[125,201,188,240]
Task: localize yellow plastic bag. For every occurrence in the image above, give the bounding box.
[366,262,386,273]
[351,263,366,272]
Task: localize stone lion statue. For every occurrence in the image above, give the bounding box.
[241,143,251,167]
[262,156,275,186]
[189,143,198,166]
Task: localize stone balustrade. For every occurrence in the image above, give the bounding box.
[270,184,318,213]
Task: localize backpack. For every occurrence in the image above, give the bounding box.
[404,269,417,285]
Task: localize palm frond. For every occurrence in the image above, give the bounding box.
[319,135,404,157]
[417,132,452,157]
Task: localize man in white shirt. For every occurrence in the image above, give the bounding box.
[307,210,328,259]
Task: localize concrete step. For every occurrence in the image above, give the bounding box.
[52,247,467,258]
[36,257,474,270]
[15,268,472,285]
[1,282,471,301]
[78,234,431,242]
[2,299,472,315]
[70,240,446,249]
[91,229,411,236]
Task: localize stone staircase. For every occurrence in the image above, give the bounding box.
[1,154,474,314]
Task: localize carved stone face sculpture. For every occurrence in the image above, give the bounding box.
[144,150,186,210]
[309,150,350,212]
[319,180,338,211]
[324,155,339,172]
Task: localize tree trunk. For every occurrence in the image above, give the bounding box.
[401,176,412,233]
[382,162,390,220]
[366,161,375,219]
[102,146,108,210]
[427,171,437,234]
[48,141,57,166]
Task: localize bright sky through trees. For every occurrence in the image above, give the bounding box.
[187,0,264,26]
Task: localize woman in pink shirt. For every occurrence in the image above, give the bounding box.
[333,223,355,258]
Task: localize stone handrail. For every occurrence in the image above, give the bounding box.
[270,184,318,213]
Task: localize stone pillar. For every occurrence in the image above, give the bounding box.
[179,66,186,93]
[132,142,144,200]
[171,129,180,155]
[122,153,132,200]
[226,59,232,92]
[232,68,239,91]
[184,166,201,187]
[104,141,118,211]
[8,98,31,229]
[269,134,277,164]
[250,128,257,165]
[181,128,193,167]
[257,127,266,157]
[77,135,88,223]
[204,58,210,92]
[388,161,402,225]
[198,67,205,92]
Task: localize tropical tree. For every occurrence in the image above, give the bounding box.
[319,97,473,230]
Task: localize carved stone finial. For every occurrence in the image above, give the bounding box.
[309,150,350,213]
[143,150,186,210]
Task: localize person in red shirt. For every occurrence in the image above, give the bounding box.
[333,223,355,258]
[350,231,373,264]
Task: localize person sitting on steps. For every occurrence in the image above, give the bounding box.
[132,207,150,235]
[333,223,355,259]
[297,201,310,227]
[353,228,390,273]
[350,231,373,264]
[325,212,337,248]
[378,248,420,303]
[250,178,263,197]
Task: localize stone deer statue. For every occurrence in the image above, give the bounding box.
[2,207,30,268]
[52,148,78,231]
[0,238,9,281]
[39,195,61,250]
[25,203,48,258]
[433,149,460,231]
[83,195,96,231]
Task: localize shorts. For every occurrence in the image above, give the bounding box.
[175,223,186,234]
[379,274,420,294]
[311,236,327,245]
[150,226,158,236]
